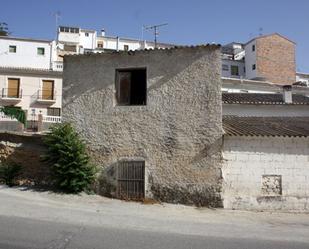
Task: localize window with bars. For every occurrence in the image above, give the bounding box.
[47,108,61,116]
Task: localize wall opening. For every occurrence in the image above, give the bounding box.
[261,175,282,196]
[115,68,147,106]
[117,160,145,200]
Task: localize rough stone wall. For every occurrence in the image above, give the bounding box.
[62,46,223,207]
[256,34,296,84]
[0,132,50,185]
[222,136,309,211]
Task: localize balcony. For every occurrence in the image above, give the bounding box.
[36,89,56,104]
[1,88,22,104]
[42,115,62,123]
[52,61,63,71]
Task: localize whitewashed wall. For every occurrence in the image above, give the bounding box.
[223,104,309,117]
[0,38,52,69]
[244,40,257,80]
[221,59,245,78]
[222,136,309,211]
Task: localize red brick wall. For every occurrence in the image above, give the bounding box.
[256,34,296,84]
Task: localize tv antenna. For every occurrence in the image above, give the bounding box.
[53,11,61,40]
[259,27,263,36]
[143,23,168,48]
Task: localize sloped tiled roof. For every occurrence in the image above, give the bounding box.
[64,44,221,58]
[223,116,309,137]
[222,93,309,105]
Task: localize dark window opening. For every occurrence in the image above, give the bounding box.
[9,45,16,53]
[231,65,239,76]
[116,68,147,106]
[252,64,256,70]
[124,45,129,51]
[252,44,255,52]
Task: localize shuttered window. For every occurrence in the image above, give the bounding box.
[42,80,54,100]
[7,78,20,98]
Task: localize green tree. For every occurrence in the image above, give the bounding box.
[43,123,96,193]
[0,22,9,36]
[0,107,26,124]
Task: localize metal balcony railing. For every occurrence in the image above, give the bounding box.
[37,89,56,101]
[1,88,22,99]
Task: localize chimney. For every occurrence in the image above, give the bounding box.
[101,29,105,36]
[283,85,292,104]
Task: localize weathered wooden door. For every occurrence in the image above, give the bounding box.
[42,80,54,100]
[117,161,145,200]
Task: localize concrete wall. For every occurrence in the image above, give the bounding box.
[256,34,296,84]
[222,136,309,211]
[63,46,223,207]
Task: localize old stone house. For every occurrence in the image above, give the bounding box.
[62,45,223,206]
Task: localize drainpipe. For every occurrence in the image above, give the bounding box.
[116,37,119,51]
[282,85,292,104]
[49,41,53,70]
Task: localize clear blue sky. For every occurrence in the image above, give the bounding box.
[2,0,309,72]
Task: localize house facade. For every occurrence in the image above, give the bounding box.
[62,45,223,206]
[0,36,62,131]
[222,116,309,211]
[221,33,302,86]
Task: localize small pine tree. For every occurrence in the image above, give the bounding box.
[43,123,96,193]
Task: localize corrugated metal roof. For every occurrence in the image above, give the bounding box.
[222,93,309,105]
[223,116,309,137]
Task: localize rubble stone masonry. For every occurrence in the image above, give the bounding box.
[62,46,223,207]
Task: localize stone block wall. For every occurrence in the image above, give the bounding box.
[256,34,296,84]
[222,136,309,211]
[63,46,223,207]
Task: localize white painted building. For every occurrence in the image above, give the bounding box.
[57,26,174,56]
[0,36,62,131]
[296,72,309,87]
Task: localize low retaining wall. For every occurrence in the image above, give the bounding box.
[0,132,51,185]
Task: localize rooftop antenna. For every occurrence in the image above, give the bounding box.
[143,23,168,48]
[259,27,263,36]
[53,11,61,41]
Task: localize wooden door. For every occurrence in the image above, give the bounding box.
[42,80,54,100]
[117,161,145,200]
[7,78,20,98]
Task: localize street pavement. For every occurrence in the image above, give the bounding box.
[0,186,309,249]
